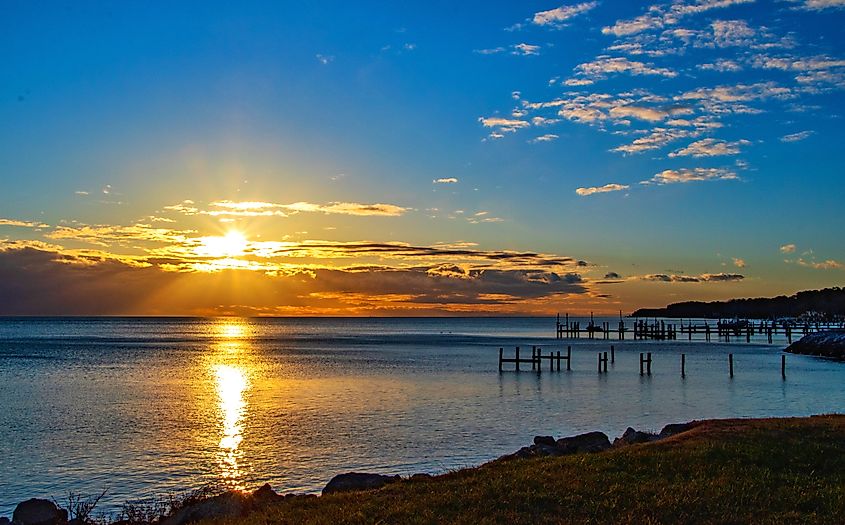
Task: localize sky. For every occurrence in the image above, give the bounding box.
[0,0,844,316]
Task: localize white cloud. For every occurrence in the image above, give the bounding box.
[780,130,814,142]
[780,243,796,254]
[698,59,742,72]
[572,56,677,83]
[602,0,755,37]
[513,43,541,56]
[533,2,599,26]
[316,54,334,65]
[797,258,844,269]
[434,178,459,184]
[644,167,739,184]
[792,0,845,10]
[479,116,531,132]
[529,134,559,143]
[732,257,746,268]
[575,183,630,196]
[669,138,750,157]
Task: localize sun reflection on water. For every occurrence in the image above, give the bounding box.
[208,319,253,490]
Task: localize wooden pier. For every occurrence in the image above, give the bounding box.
[555,313,844,344]
[497,345,789,379]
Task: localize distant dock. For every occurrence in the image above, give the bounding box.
[554,313,845,344]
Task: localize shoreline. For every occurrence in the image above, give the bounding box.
[6,414,845,524]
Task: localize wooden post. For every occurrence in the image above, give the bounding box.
[647,352,652,375]
[603,351,608,372]
[610,345,615,363]
[729,353,734,378]
[556,350,561,371]
[531,346,536,371]
[781,354,786,379]
[681,353,686,378]
[498,347,503,372]
[567,346,572,370]
[598,352,602,373]
[516,346,520,372]
[639,352,644,375]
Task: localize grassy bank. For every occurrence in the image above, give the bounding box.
[201,415,845,524]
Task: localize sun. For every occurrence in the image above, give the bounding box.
[197,230,249,258]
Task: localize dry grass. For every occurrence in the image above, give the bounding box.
[198,415,845,525]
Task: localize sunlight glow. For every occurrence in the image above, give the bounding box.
[197,231,248,258]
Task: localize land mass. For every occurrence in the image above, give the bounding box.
[8,415,845,524]
[631,287,845,319]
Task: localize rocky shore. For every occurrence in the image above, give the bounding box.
[786,330,845,360]
[1,420,702,525]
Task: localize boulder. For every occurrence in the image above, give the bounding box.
[251,483,282,507]
[160,490,249,525]
[322,473,401,495]
[533,435,556,446]
[12,499,67,525]
[613,427,657,446]
[786,330,845,360]
[658,422,698,439]
[555,431,611,454]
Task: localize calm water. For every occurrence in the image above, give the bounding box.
[1,317,843,515]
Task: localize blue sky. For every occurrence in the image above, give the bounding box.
[0,1,843,315]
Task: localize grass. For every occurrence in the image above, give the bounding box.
[197,415,845,525]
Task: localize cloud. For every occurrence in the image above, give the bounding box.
[280,202,408,217]
[780,243,796,254]
[698,59,742,72]
[604,272,621,279]
[796,258,844,270]
[644,167,739,184]
[780,130,814,142]
[791,0,845,10]
[433,178,459,184]
[533,2,599,26]
[479,116,531,136]
[602,0,756,37]
[46,224,194,247]
[166,200,408,218]
[0,240,596,315]
[474,47,506,55]
[316,54,334,65]
[640,272,744,282]
[732,257,746,268]
[571,56,677,83]
[0,218,49,228]
[529,134,559,143]
[513,43,541,56]
[669,138,750,157]
[576,183,630,196]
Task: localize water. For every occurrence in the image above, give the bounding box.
[1,317,843,515]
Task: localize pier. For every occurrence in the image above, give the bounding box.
[497,345,789,379]
[554,313,844,344]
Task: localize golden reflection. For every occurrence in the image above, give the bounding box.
[214,363,248,489]
[208,319,253,490]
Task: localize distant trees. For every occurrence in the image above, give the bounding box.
[632,287,845,319]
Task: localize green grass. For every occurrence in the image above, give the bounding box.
[200,415,845,524]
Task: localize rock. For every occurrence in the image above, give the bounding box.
[613,427,657,446]
[160,490,249,525]
[0,517,10,525]
[555,431,611,454]
[658,422,698,439]
[251,483,282,507]
[410,473,433,481]
[786,330,845,360]
[12,499,67,525]
[322,473,401,495]
[533,435,556,446]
